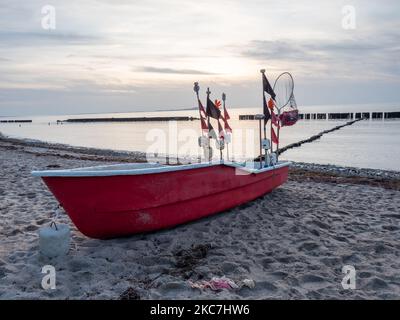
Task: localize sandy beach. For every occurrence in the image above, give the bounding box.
[1,134,400,300]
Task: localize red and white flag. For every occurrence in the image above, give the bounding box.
[224,106,230,120]
[224,118,232,133]
[198,99,208,132]
[222,101,232,133]
[271,127,279,144]
[271,111,280,128]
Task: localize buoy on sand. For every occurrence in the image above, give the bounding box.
[39,223,70,258]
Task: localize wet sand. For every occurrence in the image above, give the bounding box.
[1,134,399,299]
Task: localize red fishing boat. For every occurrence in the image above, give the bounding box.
[32,161,289,239]
[32,70,296,239]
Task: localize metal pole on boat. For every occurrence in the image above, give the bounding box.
[222,92,229,161]
[206,87,212,162]
[270,106,274,155]
[194,82,200,107]
[260,70,267,141]
[276,107,281,160]
[194,82,202,163]
[218,96,223,163]
[219,136,223,162]
[263,90,268,163]
[259,118,263,169]
[260,69,274,157]
[255,114,265,169]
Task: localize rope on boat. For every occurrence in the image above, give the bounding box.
[277,118,365,156]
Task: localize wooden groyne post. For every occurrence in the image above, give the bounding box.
[58,116,198,123]
[240,111,400,121]
[0,120,32,123]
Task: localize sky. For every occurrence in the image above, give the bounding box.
[0,0,399,116]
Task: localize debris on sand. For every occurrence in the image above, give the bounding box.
[189,276,238,291]
[171,244,212,279]
[188,277,256,292]
[119,287,140,300]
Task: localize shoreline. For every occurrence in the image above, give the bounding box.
[0,131,148,163]
[1,131,399,184]
[1,132,400,299]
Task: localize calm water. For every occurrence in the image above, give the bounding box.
[1,105,399,171]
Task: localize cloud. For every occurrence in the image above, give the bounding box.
[243,33,400,60]
[241,34,400,80]
[138,66,217,75]
[0,0,399,115]
[0,31,102,47]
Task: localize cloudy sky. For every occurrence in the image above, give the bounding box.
[0,0,399,116]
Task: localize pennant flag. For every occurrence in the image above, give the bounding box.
[263,95,271,125]
[198,99,207,118]
[206,97,221,119]
[218,120,225,139]
[224,106,230,120]
[271,111,280,128]
[224,118,232,133]
[271,127,279,144]
[263,73,276,101]
[268,98,275,111]
[208,121,218,140]
[222,101,232,133]
[197,99,208,131]
[200,116,208,131]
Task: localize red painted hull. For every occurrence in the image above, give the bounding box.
[41,164,289,239]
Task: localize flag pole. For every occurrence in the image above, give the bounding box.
[194,82,200,114]
[219,126,223,163]
[260,68,277,158]
[259,117,263,169]
[260,70,267,143]
[193,82,202,163]
[260,69,268,163]
[206,87,212,162]
[270,107,274,155]
[276,107,281,158]
[263,90,267,144]
[222,92,229,161]
[255,114,264,169]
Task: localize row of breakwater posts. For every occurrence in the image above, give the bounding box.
[277,118,364,156]
[57,116,199,123]
[2,111,399,124]
[1,117,199,124]
[254,118,364,163]
[240,111,400,121]
[0,120,32,123]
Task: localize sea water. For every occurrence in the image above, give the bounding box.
[1,104,399,171]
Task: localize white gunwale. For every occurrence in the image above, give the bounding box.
[31,161,290,177]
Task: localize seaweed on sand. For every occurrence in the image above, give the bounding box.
[171,244,212,279]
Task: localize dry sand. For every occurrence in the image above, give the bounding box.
[1,135,400,299]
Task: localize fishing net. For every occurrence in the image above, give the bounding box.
[273,73,299,126]
[279,92,299,126]
[273,72,294,110]
[289,93,297,109]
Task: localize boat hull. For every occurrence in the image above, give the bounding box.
[40,163,289,239]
